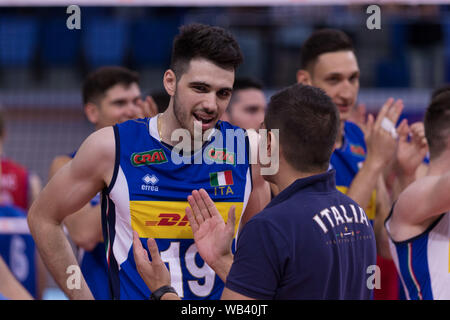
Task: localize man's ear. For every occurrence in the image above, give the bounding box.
[266,129,279,158]
[163,69,177,97]
[84,102,100,125]
[296,69,312,85]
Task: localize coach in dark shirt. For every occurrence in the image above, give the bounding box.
[133,84,377,300]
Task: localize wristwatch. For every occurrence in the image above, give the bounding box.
[150,285,178,300]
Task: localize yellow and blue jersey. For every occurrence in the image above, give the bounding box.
[102,116,252,299]
[330,121,376,221]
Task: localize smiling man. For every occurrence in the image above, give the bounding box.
[28,23,268,300]
[296,29,405,299]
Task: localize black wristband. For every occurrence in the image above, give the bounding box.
[150,285,178,300]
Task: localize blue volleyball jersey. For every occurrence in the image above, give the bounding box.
[103,116,252,300]
[69,151,110,300]
[385,210,450,300]
[0,205,37,298]
[330,121,376,221]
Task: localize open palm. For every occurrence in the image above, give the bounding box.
[185,189,235,268]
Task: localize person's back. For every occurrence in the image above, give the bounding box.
[228,170,376,299]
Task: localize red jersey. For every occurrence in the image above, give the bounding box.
[0,158,29,210]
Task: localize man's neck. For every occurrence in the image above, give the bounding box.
[334,120,345,149]
[428,150,450,176]
[271,163,324,194]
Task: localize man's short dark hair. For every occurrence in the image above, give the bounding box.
[300,29,354,71]
[265,84,339,172]
[170,23,243,79]
[425,86,450,159]
[82,66,139,105]
[227,77,264,113]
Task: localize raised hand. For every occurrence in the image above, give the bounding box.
[365,98,404,168]
[132,230,171,293]
[396,121,428,178]
[185,189,235,279]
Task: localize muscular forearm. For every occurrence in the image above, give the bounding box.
[28,214,94,300]
[373,177,392,259]
[346,157,384,209]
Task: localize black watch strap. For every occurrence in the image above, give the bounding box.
[150,285,178,300]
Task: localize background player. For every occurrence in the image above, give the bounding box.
[221,77,266,131]
[220,76,272,220]
[0,111,46,299]
[28,23,269,300]
[0,112,41,211]
[48,66,145,299]
[385,86,450,300]
[296,29,411,299]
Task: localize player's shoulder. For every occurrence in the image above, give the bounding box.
[344,121,365,138]
[216,120,245,132]
[117,117,150,130]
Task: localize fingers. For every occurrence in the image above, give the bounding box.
[133,230,151,270]
[146,238,163,265]
[374,98,404,130]
[374,98,394,129]
[185,205,199,234]
[133,230,145,257]
[188,192,205,224]
[199,188,221,219]
[192,189,213,221]
[397,119,409,142]
[386,99,404,124]
[365,113,375,137]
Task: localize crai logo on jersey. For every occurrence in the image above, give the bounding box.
[205,147,235,166]
[350,144,366,157]
[131,149,168,166]
[131,200,244,239]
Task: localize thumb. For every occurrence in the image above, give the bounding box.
[227,205,236,232]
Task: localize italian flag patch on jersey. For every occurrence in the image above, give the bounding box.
[210,170,234,187]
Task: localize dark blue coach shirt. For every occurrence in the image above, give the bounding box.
[225,170,376,299]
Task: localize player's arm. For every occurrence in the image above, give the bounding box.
[395,171,450,226]
[0,256,33,300]
[49,156,103,251]
[239,163,270,230]
[27,127,115,300]
[239,129,272,229]
[346,98,403,209]
[373,175,392,259]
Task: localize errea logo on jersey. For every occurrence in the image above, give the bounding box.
[141,174,159,192]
